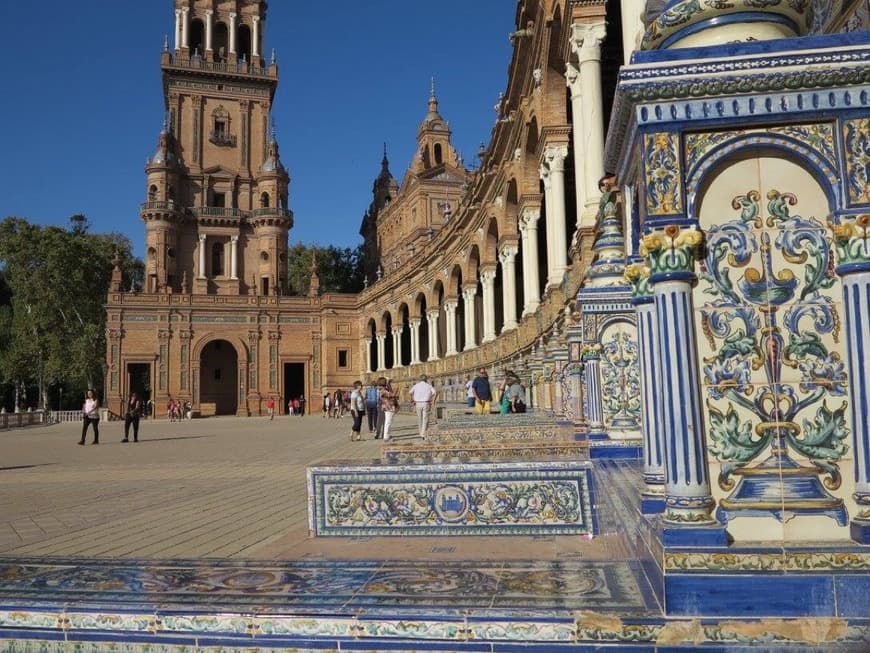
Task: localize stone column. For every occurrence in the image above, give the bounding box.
[364,337,373,374]
[205,9,214,53]
[229,13,237,54]
[545,144,569,286]
[499,244,518,331]
[519,207,541,315]
[174,9,182,51]
[252,16,261,58]
[462,284,478,351]
[565,62,585,223]
[626,264,666,513]
[620,0,646,61]
[581,346,605,434]
[181,7,190,49]
[644,225,723,541]
[230,236,239,279]
[409,318,421,364]
[427,309,440,361]
[444,300,459,356]
[391,327,404,368]
[539,164,556,287]
[375,332,387,371]
[570,22,607,219]
[197,234,206,278]
[480,268,497,342]
[830,214,870,543]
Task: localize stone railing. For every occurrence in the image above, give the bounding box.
[0,411,47,430]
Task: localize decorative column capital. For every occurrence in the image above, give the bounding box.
[363,336,372,345]
[624,263,653,303]
[461,284,477,300]
[427,308,440,319]
[544,144,570,172]
[580,343,602,362]
[480,267,497,284]
[499,243,518,263]
[570,22,607,62]
[175,9,182,17]
[443,299,458,312]
[520,206,541,230]
[229,12,237,20]
[181,7,189,14]
[539,163,552,187]
[409,317,421,329]
[230,235,239,243]
[198,234,206,243]
[830,214,870,274]
[641,224,703,282]
[391,326,403,337]
[251,15,260,23]
[205,9,214,17]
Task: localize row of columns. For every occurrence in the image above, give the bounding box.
[173,8,260,57]
[197,234,239,279]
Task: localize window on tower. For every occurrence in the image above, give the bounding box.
[260,192,270,208]
[212,192,226,208]
[212,242,225,277]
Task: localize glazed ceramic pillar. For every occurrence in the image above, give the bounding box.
[565,61,587,225]
[197,234,206,278]
[427,309,440,361]
[545,144,569,285]
[230,236,239,279]
[229,13,237,54]
[205,9,213,53]
[444,300,458,356]
[391,327,403,368]
[626,264,666,513]
[644,225,722,537]
[520,207,541,315]
[181,7,189,49]
[174,10,182,51]
[376,332,386,371]
[363,337,373,374]
[582,346,605,435]
[570,22,607,217]
[499,244,518,331]
[830,214,870,544]
[409,318,421,365]
[620,0,646,60]
[462,284,477,351]
[480,268,497,342]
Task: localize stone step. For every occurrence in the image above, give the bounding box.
[382,440,589,465]
[430,422,573,444]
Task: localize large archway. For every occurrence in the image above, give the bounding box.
[199,339,239,415]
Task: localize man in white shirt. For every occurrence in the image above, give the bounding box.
[409,374,437,439]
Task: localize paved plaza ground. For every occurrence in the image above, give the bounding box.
[0,411,627,563]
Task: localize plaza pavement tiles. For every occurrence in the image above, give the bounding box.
[0,411,667,649]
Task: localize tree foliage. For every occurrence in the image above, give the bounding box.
[286,243,365,295]
[0,216,143,409]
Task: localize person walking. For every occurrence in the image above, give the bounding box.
[266,396,275,420]
[322,393,330,418]
[364,380,380,435]
[122,392,143,442]
[78,389,100,445]
[465,376,475,409]
[409,374,437,439]
[380,382,399,440]
[349,381,365,441]
[472,368,492,415]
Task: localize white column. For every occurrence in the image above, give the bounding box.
[376,332,387,371]
[181,7,190,49]
[205,9,214,53]
[480,268,497,343]
[174,10,182,51]
[545,144,569,286]
[364,337,373,374]
[499,244,518,331]
[570,23,607,219]
[444,300,458,356]
[409,318,421,364]
[620,0,646,62]
[230,236,239,279]
[539,164,556,287]
[198,234,207,278]
[462,285,477,351]
[252,16,261,58]
[391,327,404,368]
[565,62,587,226]
[427,309,440,361]
[520,207,541,315]
[229,13,237,54]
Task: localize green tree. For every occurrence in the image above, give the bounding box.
[0,216,143,409]
[286,243,365,295]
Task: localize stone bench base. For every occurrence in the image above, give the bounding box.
[382,440,589,465]
[307,460,597,537]
[430,423,571,445]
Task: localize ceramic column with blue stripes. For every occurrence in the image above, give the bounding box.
[626,263,665,513]
[643,224,726,545]
[830,214,870,544]
[581,344,606,438]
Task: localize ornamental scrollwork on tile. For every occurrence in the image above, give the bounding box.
[843,118,870,204]
[644,133,682,215]
[600,330,641,429]
[699,189,849,516]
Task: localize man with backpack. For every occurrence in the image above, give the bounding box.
[364,380,380,435]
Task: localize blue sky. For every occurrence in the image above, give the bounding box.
[0,2,514,256]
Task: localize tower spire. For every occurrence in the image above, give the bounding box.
[429,76,438,113]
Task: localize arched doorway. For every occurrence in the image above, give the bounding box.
[199,339,239,415]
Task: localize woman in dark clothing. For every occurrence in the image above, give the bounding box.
[122,392,144,442]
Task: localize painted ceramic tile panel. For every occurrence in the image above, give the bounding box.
[695,154,851,539]
[598,320,642,435]
[843,117,870,205]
